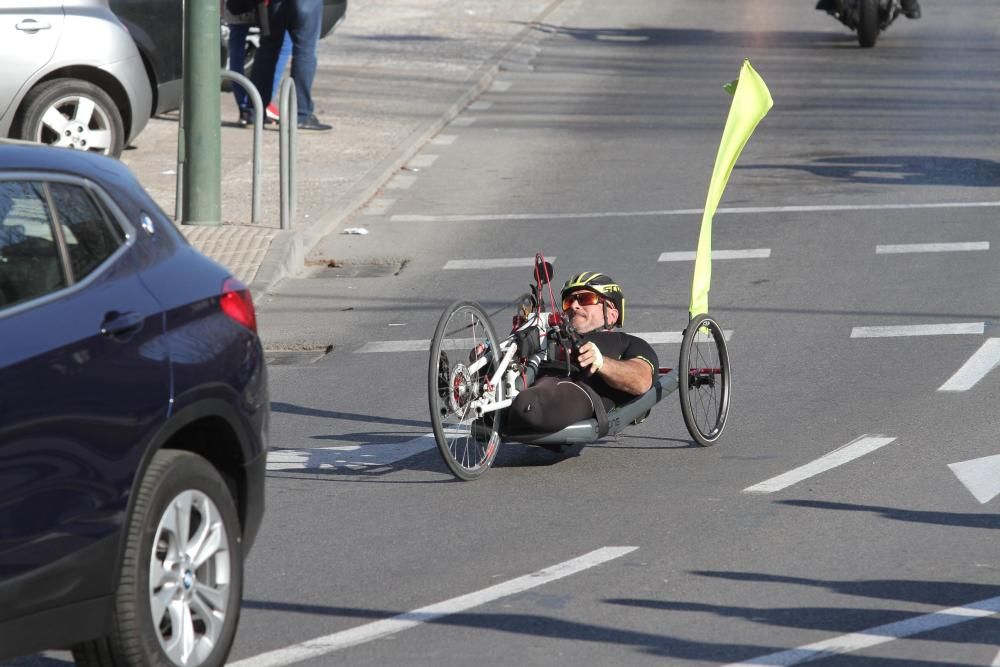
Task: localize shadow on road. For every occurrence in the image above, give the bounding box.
[779,498,1000,530]
[741,155,1000,188]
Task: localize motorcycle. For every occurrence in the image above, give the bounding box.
[816,0,903,48]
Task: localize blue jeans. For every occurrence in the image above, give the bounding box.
[230,27,291,113]
[249,0,324,122]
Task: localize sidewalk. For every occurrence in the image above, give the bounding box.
[120,0,575,300]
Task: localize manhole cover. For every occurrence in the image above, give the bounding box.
[307,258,408,278]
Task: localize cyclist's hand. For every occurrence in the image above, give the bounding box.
[578,341,604,376]
[469,343,486,363]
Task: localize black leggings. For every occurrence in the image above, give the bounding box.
[505,376,611,434]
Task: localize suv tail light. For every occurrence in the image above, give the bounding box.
[220,278,257,333]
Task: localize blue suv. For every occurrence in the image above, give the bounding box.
[0,141,268,666]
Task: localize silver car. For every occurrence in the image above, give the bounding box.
[0,0,152,157]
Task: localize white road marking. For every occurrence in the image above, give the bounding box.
[723,595,1000,666]
[490,80,513,92]
[743,435,896,494]
[267,435,437,472]
[633,330,734,344]
[229,547,638,667]
[407,154,439,169]
[876,241,989,254]
[948,455,1000,504]
[938,339,1000,392]
[387,174,417,190]
[390,200,1000,224]
[356,331,729,353]
[850,322,984,338]
[992,647,1000,667]
[431,134,457,145]
[451,117,476,127]
[658,249,770,262]
[443,256,555,270]
[468,100,493,110]
[362,197,395,215]
[357,339,430,353]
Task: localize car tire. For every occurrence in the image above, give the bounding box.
[15,78,125,158]
[72,450,244,667]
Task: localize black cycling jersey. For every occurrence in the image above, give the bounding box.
[575,330,658,408]
[505,329,658,437]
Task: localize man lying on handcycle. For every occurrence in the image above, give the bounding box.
[505,272,658,438]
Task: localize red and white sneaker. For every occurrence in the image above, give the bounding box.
[265,102,280,122]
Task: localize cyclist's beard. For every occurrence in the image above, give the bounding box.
[568,309,598,334]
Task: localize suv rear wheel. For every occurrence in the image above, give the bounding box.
[73,450,244,667]
[15,78,125,158]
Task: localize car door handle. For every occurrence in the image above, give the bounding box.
[15,19,52,32]
[101,311,144,341]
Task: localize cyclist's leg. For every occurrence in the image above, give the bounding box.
[506,377,598,434]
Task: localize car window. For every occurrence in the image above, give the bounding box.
[0,181,66,310]
[48,182,124,281]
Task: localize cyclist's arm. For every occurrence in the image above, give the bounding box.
[578,341,654,395]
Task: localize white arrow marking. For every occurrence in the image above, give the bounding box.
[948,454,1000,503]
[939,339,1000,392]
[230,547,638,667]
[267,435,437,471]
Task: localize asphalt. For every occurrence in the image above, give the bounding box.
[120,0,575,300]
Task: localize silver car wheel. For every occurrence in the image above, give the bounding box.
[34,94,114,154]
[149,489,232,666]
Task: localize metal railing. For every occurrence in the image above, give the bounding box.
[175,72,297,229]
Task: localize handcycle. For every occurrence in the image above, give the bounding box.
[427,253,731,481]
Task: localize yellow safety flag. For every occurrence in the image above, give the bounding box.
[689,59,773,318]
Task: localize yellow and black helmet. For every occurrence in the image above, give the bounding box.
[561,272,626,326]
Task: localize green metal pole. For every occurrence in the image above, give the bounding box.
[181,0,221,225]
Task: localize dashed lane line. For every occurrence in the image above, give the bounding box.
[430,134,457,145]
[876,241,989,254]
[850,322,984,338]
[355,330,731,353]
[386,174,417,190]
[659,249,770,262]
[390,200,1000,224]
[362,197,395,216]
[722,594,1000,666]
[743,435,896,494]
[229,547,638,667]
[938,338,1000,392]
[443,256,556,270]
[407,154,439,169]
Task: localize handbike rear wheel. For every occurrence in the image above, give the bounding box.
[428,301,504,480]
[678,313,731,447]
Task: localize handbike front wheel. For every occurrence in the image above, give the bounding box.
[428,301,503,480]
[678,313,731,447]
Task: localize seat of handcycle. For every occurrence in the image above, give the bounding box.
[503,369,679,446]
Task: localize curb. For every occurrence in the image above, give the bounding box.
[248,0,570,296]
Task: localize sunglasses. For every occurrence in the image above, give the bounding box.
[562,291,602,310]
